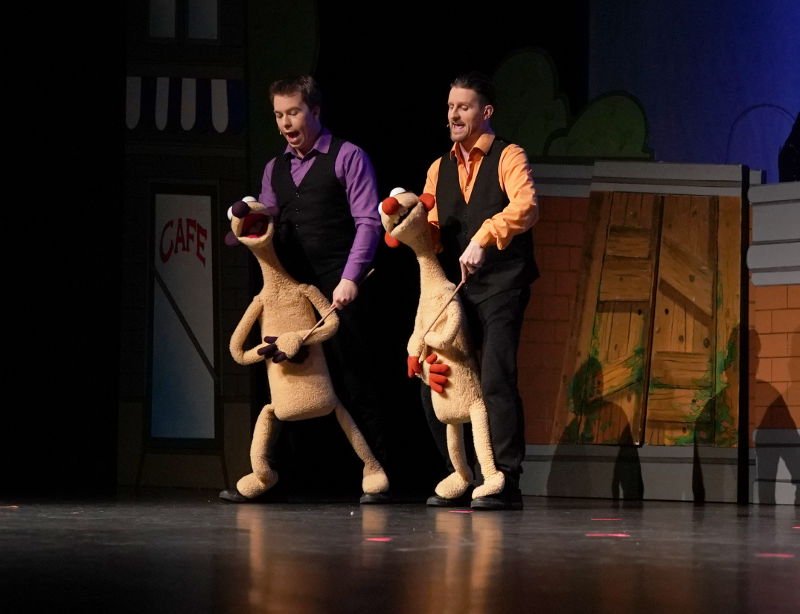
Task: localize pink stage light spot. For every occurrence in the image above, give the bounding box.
[585,532,630,538]
[591,518,621,521]
[755,553,795,559]
[449,510,472,514]
[0,505,19,510]
[365,537,392,542]
[793,526,799,530]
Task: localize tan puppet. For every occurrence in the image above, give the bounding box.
[378,188,504,502]
[218,197,390,503]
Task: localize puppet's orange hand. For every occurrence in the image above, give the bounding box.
[425,353,451,393]
[407,355,422,378]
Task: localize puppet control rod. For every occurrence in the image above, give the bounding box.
[301,268,375,342]
[420,279,466,340]
[416,275,470,366]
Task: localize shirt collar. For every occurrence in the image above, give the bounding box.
[283,128,332,159]
[449,132,496,162]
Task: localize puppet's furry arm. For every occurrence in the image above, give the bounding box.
[406,304,426,357]
[299,284,340,344]
[423,300,462,350]
[259,285,340,362]
[229,297,266,365]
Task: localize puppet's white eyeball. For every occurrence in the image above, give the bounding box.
[243,196,256,202]
[226,206,233,221]
[389,187,406,197]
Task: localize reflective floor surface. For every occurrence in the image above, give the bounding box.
[1,489,798,613]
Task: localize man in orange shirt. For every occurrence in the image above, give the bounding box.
[421,71,539,510]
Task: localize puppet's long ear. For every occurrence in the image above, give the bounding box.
[384,231,400,248]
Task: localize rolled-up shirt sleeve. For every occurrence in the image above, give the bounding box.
[472,144,539,250]
[337,144,382,283]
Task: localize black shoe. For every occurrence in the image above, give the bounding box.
[426,491,472,508]
[360,491,392,505]
[218,487,288,504]
[218,488,250,503]
[470,482,523,511]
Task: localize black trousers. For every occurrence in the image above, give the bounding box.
[318,279,388,468]
[421,285,530,486]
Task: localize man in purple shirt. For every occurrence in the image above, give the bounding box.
[248,74,390,503]
[260,76,381,308]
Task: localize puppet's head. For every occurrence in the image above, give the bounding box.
[378,188,437,253]
[224,196,280,255]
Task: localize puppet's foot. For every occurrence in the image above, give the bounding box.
[360,467,391,504]
[362,467,390,496]
[219,471,279,503]
[434,471,472,500]
[472,471,505,498]
[253,466,279,491]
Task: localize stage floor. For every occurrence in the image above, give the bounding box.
[1,489,797,613]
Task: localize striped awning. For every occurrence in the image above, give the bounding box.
[126,75,245,134]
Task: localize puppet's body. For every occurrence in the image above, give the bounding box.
[221,198,389,502]
[379,190,504,501]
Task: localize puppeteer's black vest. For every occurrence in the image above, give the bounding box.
[436,138,539,303]
[271,138,355,285]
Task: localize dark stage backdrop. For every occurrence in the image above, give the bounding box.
[589,0,799,184]
[313,2,590,198]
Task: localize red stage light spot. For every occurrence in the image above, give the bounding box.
[365,537,392,542]
[585,532,630,538]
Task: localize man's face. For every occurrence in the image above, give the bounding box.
[273,92,321,157]
[447,86,491,150]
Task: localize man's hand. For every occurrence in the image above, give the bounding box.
[459,240,485,283]
[332,278,358,309]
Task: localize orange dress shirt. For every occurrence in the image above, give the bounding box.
[422,132,539,250]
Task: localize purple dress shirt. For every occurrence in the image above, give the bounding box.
[259,129,381,283]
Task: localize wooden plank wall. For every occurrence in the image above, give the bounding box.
[542,162,751,448]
